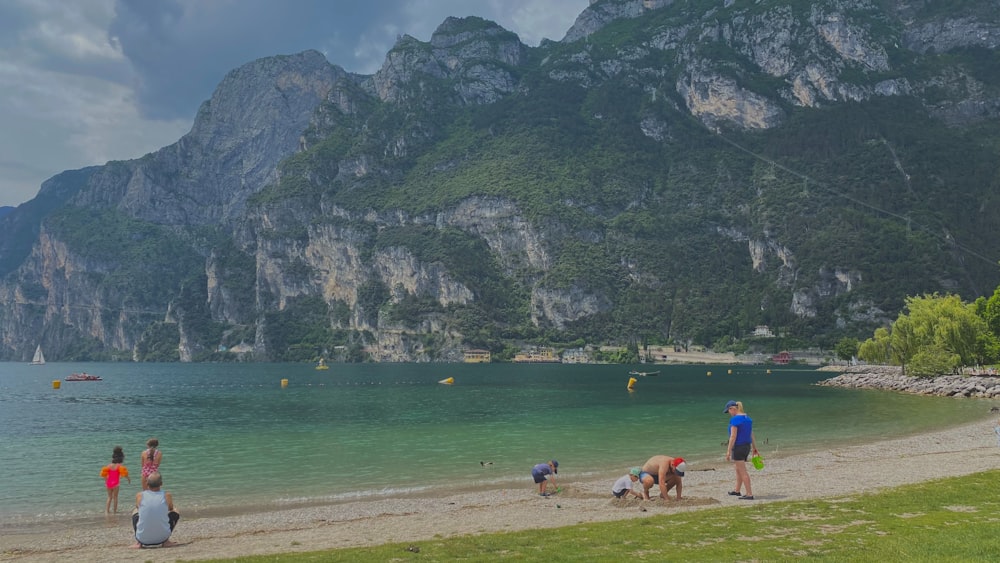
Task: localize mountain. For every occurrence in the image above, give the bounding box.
[2,0,999,362]
[0,207,11,219]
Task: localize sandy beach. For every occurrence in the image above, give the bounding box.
[3,413,999,562]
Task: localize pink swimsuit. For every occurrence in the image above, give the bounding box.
[101,464,128,488]
[142,448,159,479]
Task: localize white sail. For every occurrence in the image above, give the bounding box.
[31,345,45,365]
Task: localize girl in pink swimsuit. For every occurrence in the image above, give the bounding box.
[100,445,130,513]
[141,438,162,490]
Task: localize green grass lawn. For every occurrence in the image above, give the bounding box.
[206,469,1000,562]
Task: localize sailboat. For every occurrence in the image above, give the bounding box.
[30,345,46,365]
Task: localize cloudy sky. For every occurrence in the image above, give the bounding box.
[0,0,590,208]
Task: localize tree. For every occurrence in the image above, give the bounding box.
[834,337,859,362]
[909,345,960,377]
[858,327,891,365]
[860,293,989,376]
[976,285,1000,339]
[903,293,984,367]
[889,314,918,374]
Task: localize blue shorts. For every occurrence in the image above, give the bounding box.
[732,443,751,461]
[531,470,548,484]
[639,471,654,484]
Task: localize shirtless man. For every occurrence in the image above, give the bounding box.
[639,455,686,500]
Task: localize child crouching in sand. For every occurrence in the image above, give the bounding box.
[612,468,643,499]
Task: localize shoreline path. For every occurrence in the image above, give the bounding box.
[3,383,999,562]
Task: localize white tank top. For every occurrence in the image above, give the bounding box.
[136,490,171,545]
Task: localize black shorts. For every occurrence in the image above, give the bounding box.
[732,443,751,461]
[613,489,628,498]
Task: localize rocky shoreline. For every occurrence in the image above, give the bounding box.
[817,365,1000,400]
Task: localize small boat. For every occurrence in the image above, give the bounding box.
[65,372,102,381]
[315,358,330,370]
[30,345,46,365]
[628,370,660,377]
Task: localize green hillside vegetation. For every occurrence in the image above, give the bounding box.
[224,30,1000,359]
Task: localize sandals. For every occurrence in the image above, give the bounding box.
[727,491,741,496]
[739,495,754,500]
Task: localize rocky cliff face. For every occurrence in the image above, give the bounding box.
[76,50,345,226]
[371,17,526,106]
[556,0,1000,129]
[2,3,999,362]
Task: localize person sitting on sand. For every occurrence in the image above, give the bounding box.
[612,467,644,499]
[132,472,180,548]
[639,455,686,500]
[531,460,559,496]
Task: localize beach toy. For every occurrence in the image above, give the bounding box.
[627,377,637,391]
[438,377,454,385]
[751,453,764,470]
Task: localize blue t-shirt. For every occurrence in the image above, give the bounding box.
[532,463,552,477]
[729,413,753,445]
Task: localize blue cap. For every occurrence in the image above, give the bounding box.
[724,400,738,413]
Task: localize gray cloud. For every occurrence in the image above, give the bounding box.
[0,0,588,207]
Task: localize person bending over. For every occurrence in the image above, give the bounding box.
[639,454,686,500]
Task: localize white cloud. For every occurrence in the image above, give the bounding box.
[0,61,189,206]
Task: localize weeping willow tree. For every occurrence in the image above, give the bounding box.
[858,292,996,376]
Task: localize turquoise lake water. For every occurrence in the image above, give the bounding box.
[0,362,991,529]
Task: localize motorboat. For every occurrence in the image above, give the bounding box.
[65,372,103,381]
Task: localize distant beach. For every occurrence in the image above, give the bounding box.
[4,414,998,562]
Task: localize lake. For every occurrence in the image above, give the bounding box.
[0,361,990,530]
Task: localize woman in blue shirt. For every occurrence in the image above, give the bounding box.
[724,400,758,500]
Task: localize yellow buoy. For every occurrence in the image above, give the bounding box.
[280,378,288,388]
[52,380,61,389]
[707,371,712,376]
[439,377,454,385]
[627,377,637,391]
[728,369,732,375]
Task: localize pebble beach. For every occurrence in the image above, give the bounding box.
[3,370,1000,562]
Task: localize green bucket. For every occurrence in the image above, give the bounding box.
[751,454,764,471]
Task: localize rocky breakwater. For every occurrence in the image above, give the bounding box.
[818,366,1000,400]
